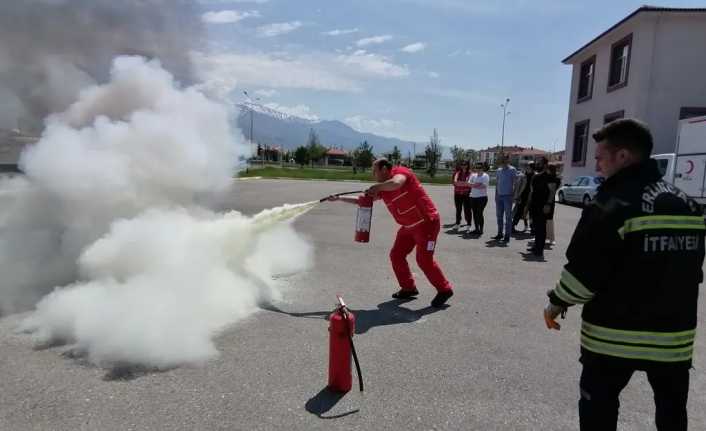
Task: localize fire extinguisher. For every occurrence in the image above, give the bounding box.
[328,295,364,393]
[319,190,373,244]
[355,195,373,243]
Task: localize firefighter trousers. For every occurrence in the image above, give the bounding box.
[390,218,453,293]
[579,361,689,431]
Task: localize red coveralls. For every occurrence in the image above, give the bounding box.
[377,166,453,294]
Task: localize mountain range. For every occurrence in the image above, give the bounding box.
[234,102,425,156]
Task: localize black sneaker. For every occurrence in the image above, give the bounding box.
[431,290,454,307]
[392,289,419,299]
[503,235,510,242]
[492,233,503,240]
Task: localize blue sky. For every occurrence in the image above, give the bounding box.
[196,0,706,152]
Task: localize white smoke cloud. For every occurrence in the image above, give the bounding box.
[21,206,314,368]
[0,0,202,130]
[3,56,314,369]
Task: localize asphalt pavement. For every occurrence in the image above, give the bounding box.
[1,178,704,430]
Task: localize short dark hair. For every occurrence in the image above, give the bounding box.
[592,119,653,159]
[373,158,393,170]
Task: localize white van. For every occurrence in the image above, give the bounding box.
[652,115,706,207]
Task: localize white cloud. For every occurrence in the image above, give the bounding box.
[344,115,399,134]
[336,50,409,78]
[193,51,360,93]
[201,10,260,24]
[257,21,303,37]
[193,47,410,96]
[264,103,319,121]
[425,88,497,105]
[254,89,279,98]
[401,42,426,53]
[356,35,393,47]
[323,28,359,36]
[428,71,440,78]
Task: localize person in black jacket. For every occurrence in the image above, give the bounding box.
[543,119,705,431]
[526,157,553,258]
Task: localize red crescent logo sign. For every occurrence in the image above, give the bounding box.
[686,160,695,174]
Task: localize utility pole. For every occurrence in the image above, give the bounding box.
[243,90,262,167]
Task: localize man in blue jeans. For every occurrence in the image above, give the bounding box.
[493,154,517,242]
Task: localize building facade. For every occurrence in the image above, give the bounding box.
[562,6,706,182]
[479,145,523,167]
[0,129,38,172]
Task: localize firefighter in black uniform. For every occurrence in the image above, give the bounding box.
[543,119,705,431]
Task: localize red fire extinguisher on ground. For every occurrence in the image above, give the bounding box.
[354,195,373,243]
[328,295,364,393]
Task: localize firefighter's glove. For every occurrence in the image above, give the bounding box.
[543,302,566,331]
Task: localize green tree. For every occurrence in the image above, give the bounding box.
[306,128,326,166]
[388,145,402,164]
[353,141,375,172]
[450,145,465,165]
[293,146,309,168]
[425,128,442,177]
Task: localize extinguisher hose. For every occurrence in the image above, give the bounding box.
[343,311,364,392]
[319,190,365,202]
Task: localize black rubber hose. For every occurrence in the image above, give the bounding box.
[319,190,365,202]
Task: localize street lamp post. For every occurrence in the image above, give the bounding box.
[500,98,511,153]
[243,91,262,166]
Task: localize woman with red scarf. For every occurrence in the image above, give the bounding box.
[452,161,472,233]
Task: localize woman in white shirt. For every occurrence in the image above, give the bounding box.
[469,163,490,235]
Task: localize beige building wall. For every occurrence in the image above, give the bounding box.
[644,13,706,151]
[563,11,706,182]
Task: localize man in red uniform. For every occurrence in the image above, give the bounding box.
[327,158,454,307]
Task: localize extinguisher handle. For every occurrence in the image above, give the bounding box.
[336,295,346,309]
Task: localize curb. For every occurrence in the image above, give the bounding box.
[235,176,452,186]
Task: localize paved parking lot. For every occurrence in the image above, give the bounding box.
[1,178,704,430]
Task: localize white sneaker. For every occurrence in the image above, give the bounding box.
[464,225,470,233]
[453,224,459,231]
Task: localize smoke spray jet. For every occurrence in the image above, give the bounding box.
[0,56,315,368]
[0,0,202,131]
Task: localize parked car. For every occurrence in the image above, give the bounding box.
[557,176,604,206]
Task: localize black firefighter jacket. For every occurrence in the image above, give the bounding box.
[549,159,705,369]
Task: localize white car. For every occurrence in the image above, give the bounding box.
[557,176,604,206]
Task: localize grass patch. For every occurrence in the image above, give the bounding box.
[238,166,454,184]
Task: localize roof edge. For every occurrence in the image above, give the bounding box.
[562,6,706,64]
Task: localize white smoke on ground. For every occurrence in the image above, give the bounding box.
[1,56,315,368]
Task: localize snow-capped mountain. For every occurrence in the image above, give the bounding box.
[234,103,422,156]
